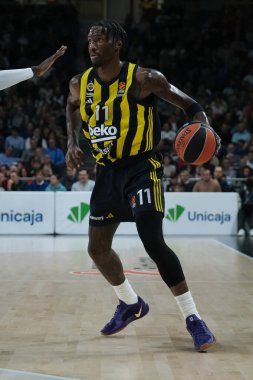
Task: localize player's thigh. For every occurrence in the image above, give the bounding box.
[128,156,165,215]
[90,164,134,223]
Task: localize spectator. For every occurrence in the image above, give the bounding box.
[162,154,176,179]
[213,165,232,192]
[42,154,56,172]
[237,178,253,237]
[61,167,78,191]
[34,147,46,162]
[160,121,176,153]
[25,127,48,150]
[0,172,7,191]
[20,138,38,163]
[71,169,95,191]
[194,165,206,180]
[29,170,48,191]
[0,146,19,166]
[226,143,242,164]
[10,106,25,131]
[193,169,221,192]
[45,173,66,192]
[42,163,53,179]
[231,122,251,146]
[20,165,30,184]
[221,157,237,185]
[210,94,228,118]
[226,152,240,174]
[177,169,194,192]
[238,166,253,181]
[45,138,65,173]
[9,164,19,174]
[0,164,9,177]
[22,121,34,139]
[28,157,42,177]
[5,128,25,157]
[7,172,27,191]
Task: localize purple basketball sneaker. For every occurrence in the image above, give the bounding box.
[186,314,216,352]
[101,296,149,335]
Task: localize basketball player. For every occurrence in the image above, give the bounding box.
[0,45,67,91]
[66,20,219,352]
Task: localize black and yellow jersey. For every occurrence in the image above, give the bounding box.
[80,61,161,165]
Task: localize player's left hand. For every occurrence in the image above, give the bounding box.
[31,45,67,77]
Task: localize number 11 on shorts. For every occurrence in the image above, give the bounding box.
[137,188,151,205]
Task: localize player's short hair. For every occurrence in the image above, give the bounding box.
[92,19,128,57]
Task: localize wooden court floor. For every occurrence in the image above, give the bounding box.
[0,235,252,380]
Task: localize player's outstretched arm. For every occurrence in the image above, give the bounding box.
[65,75,84,169]
[135,67,209,125]
[31,45,67,77]
[0,45,67,91]
[0,68,33,91]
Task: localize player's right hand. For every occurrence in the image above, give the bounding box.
[65,146,84,169]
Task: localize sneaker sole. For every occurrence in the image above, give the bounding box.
[198,338,216,352]
[101,306,149,336]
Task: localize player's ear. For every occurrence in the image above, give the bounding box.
[114,39,122,52]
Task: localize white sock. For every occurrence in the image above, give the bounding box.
[175,291,201,319]
[0,68,33,91]
[112,278,138,305]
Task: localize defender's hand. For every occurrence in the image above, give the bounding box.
[31,45,67,77]
[65,146,84,169]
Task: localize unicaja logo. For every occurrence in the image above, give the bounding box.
[0,209,43,225]
[166,204,185,221]
[166,204,231,224]
[67,202,90,223]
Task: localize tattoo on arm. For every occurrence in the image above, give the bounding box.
[136,67,208,123]
[143,69,193,109]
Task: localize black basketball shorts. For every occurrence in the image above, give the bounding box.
[89,152,165,226]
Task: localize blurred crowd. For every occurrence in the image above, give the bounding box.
[0,2,253,204]
[0,3,95,192]
[125,2,253,196]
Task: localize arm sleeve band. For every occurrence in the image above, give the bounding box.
[0,68,33,91]
[185,102,204,119]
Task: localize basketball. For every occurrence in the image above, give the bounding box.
[174,122,218,165]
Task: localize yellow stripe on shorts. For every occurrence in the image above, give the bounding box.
[148,158,163,212]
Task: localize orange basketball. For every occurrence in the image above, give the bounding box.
[174,122,218,165]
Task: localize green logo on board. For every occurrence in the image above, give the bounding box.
[166,204,185,221]
[68,202,90,223]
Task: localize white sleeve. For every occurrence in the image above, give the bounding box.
[0,68,34,91]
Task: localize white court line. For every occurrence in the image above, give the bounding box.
[0,368,80,380]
